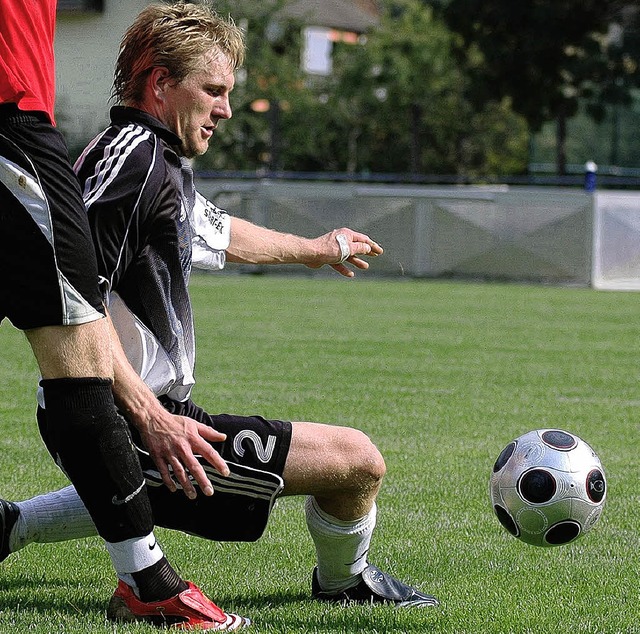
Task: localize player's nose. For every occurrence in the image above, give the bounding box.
[214,96,232,120]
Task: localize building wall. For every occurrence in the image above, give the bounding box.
[55,0,150,152]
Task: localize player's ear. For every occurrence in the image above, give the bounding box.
[149,67,172,100]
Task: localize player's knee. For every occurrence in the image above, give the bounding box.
[341,427,386,492]
[285,422,385,497]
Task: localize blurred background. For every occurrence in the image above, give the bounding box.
[55,0,640,186]
[54,1,640,288]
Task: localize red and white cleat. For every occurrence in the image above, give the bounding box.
[107,579,250,630]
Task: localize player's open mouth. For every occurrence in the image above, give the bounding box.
[201,125,215,138]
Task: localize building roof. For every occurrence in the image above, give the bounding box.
[281,0,380,33]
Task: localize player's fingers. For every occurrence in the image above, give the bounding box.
[341,230,383,256]
[367,239,383,256]
[195,440,230,478]
[197,423,227,444]
[353,237,382,257]
[185,461,213,498]
[146,445,178,493]
[169,457,199,500]
[330,263,356,278]
[177,443,229,497]
[348,256,370,270]
[156,460,178,494]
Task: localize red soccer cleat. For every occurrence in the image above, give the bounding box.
[107,579,250,630]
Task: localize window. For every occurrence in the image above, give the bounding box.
[302,27,332,76]
[57,0,104,12]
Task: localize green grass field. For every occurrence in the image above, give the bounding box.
[0,274,638,633]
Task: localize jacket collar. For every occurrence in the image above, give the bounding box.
[110,106,182,150]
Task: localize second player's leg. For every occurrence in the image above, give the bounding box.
[26,320,113,380]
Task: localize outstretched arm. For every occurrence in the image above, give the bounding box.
[226,218,383,278]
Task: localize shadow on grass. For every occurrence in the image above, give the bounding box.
[0,579,310,618]
[222,590,440,633]
[223,589,310,609]
[0,579,440,632]
[0,575,106,615]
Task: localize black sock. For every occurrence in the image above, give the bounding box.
[132,557,189,603]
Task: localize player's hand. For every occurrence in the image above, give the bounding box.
[137,409,229,500]
[106,309,227,499]
[305,228,383,278]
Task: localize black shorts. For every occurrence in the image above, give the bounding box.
[133,398,292,542]
[37,399,292,542]
[0,104,104,330]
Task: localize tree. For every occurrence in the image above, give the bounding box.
[440,0,640,174]
[582,4,640,166]
[196,0,311,172]
[197,0,530,177]
[331,0,528,176]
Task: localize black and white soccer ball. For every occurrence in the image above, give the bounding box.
[489,429,606,547]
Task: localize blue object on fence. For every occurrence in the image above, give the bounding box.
[584,161,598,193]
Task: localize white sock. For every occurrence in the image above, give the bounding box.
[11,485,98,552]
[305,496,376,593]
[11,486,163,592]
[105,532,164,588]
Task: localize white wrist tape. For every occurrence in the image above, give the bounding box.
[336,233,350,264]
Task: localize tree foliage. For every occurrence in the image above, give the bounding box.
[198,0,530,176]
[331,0,528,175]
[441,0,613,127]
[439,0,640,172]
[193,0,319,172]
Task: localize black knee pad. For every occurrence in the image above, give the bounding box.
[39,377,153,542]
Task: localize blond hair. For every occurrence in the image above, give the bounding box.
[112,1,245,105]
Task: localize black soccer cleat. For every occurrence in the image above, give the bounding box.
[312,564,439,608]
[0,498,19,563]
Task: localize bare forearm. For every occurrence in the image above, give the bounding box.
[104,310,229,497]
[226,217,319,265]
[226,217,383,277]
[105,312,163,431]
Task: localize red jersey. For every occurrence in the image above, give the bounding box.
[0,0,57,122]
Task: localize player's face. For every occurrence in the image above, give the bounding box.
[162,50,234,158]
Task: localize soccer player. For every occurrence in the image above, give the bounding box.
[0,0,248,630]
[0,0,439,626]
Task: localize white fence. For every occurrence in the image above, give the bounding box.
[593,192,640,290]
[195,178,640,289]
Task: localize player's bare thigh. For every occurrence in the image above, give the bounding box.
[25,319,113,380]
[281,421,386,519]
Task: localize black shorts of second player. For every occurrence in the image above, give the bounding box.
[0,104,104,330]
[137,398,292,543]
